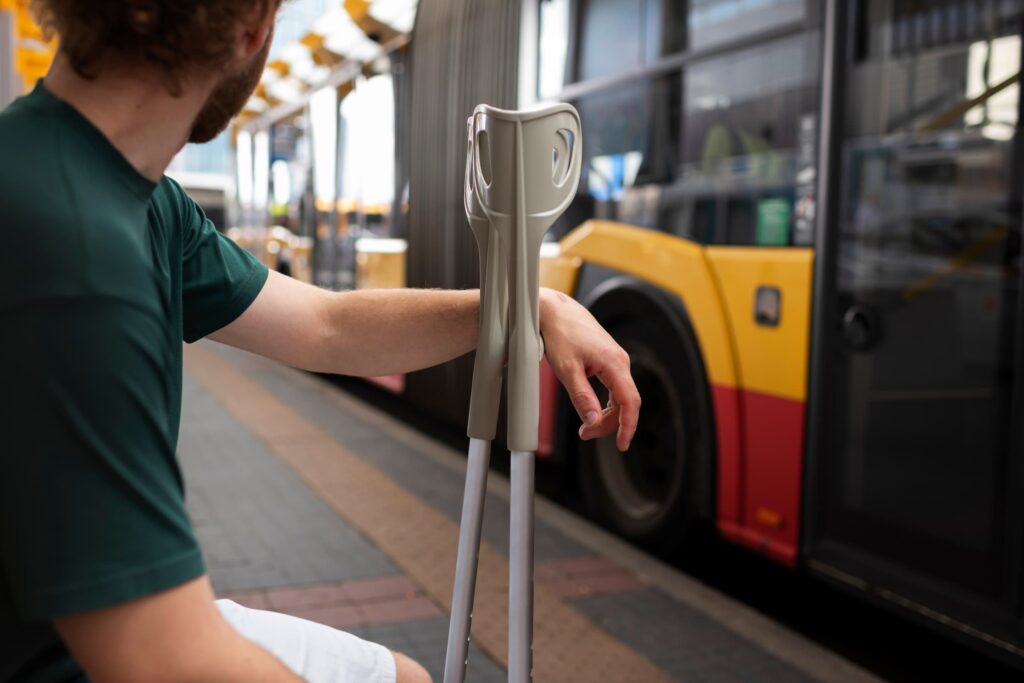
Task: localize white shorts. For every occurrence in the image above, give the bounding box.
[217,599,397,683]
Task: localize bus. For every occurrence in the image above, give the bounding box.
[236,0,1024,666]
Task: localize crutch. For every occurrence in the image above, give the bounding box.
[444,103,582,683]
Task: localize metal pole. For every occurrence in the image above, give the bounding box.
[0,9,18,111]
[443,437,492,683]
[508,449,535,683]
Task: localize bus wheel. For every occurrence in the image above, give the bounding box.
[578,313,707,555]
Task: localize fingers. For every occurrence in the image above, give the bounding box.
[607,365,641,452]
[578,393,620,442]
[614,378,638,454]
[558,360,604,432]
[579,354,641,452]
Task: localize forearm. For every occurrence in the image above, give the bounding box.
[216,271,641,450]
[315,288,480,376]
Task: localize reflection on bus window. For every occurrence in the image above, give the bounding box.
[965,35,1019,141]
[588,152,643,201]
[675,33,819,245]
[830,0,1022,567]
[843,0,1022,283]
[552,33,820,247]
[688,0,804,52]
[547,75,680,239]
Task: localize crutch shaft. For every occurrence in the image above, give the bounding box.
[508,449,535,683]
[443,438,492,683]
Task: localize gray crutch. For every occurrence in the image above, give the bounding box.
[444,103,582,683]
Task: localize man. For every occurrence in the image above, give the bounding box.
[0,1,640,681]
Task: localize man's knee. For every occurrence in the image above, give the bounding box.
[392,651,432,683]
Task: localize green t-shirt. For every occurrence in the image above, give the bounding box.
[0,83,269,681]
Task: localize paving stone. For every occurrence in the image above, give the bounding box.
[535,555,647,599]
[350,617,507,683]
[540,555,623,578]
[541,570,647,600]
[355,596,442,625]
[342,575,420,602]
[573,588,815,683]
[220,590,270,610]
[178,373,398,593]
[282,603,362,629]
[209,343,589,564]
[262,583,351,610]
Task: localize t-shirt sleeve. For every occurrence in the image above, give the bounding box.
[179,188,268,343]
[0,298,205,620]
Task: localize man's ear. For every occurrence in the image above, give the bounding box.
[235,2,276,61]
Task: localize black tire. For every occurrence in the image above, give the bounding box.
[577,302,712,556]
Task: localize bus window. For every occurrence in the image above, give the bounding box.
[673,32,820,245]
[578,0,655,81]
[688,0,805,52]
[548,74,681,239]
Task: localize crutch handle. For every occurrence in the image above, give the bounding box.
[470,105,582,452]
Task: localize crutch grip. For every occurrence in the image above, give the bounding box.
[465,116,507,441]
[467,221,507,440]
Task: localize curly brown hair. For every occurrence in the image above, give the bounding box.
[30,0,275,96]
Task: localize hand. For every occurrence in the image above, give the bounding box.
[539,288,640,452]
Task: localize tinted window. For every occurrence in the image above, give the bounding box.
[549,74,681,239]
[579,0,643,81]
[688,0,804,52]
[549,32,820,246]
[577,0,666,81]
[674,33,820,245]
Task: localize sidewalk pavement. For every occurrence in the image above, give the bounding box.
[180,341,881,683]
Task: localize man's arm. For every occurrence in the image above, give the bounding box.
[54,576,302,683]
[210,272,640,451]
[210,271,479,376]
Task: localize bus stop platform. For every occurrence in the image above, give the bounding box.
[181,341,881,683]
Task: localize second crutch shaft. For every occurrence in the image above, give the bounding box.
[508,449,535,683]
[444,438,492,683]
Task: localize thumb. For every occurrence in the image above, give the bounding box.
[561,362,602,429]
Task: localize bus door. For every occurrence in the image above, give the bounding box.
[807,0,1024,649]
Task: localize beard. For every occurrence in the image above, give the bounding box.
[189,37,271,143]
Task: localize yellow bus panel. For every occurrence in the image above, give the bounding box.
[558,220,739,390]
[704,247,813,402]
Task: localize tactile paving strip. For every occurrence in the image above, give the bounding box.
[185,344,674,683]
